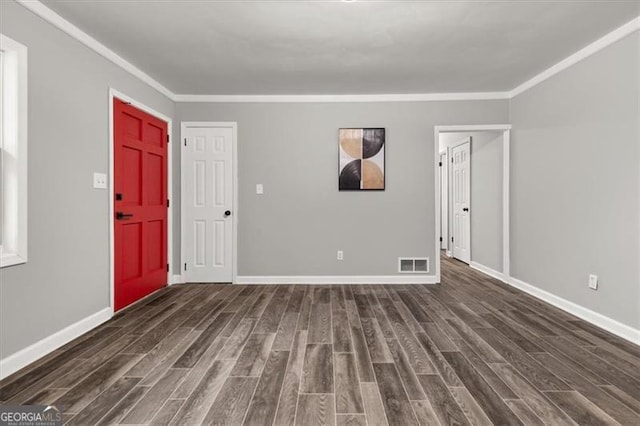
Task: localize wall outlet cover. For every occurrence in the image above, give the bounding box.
[93,172,107,189]
[588,274,598,290]
[256,184,264,194]
[337,250,344,261]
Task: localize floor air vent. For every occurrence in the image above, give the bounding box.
[398,258,429,273]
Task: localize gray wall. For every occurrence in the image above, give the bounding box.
[3,0,636,367]
[175,101,509,276]
[510,32,639,329]
[0,1,175,358]
[439,131,503,271]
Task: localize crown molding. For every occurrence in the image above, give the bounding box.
[16,2,640,103]
[173,92,510,103]
[510,16,640,98]
[16,0,177,101]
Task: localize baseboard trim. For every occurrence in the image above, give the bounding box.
[470,262,506,282]
[505,276,639,345]
[0,307,113,380]
[171,274,184,285]
[235,275,438,285]
[470,261,639,345]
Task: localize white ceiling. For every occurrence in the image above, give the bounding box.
[40,0,639,95]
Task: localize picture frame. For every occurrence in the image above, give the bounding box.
[338,128,385,191]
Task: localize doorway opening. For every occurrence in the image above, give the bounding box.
[434,125,511,282]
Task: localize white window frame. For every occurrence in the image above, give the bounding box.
[0,34,28,268]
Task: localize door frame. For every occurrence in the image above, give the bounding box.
[180,121,238,284]
[433,124,511,283]
[108,88,173,314]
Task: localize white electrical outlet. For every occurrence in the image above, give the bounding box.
[337,250,344,261]
[93,172,107,189]
[256,184,264,194]
[588,274,598,290]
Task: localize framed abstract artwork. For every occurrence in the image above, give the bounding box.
[339,128,385,190]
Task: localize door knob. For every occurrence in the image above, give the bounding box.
[116,212,133,220]
[463,208,469,212]
[224,210,231,217]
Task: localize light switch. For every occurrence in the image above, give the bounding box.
[256,184,264,195]
[93,172,107,189]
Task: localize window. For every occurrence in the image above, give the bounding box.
[1,34,27,268]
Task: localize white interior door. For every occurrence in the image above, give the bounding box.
[452,141,471,263]
[440,152,448,250]
[183,125,234,282]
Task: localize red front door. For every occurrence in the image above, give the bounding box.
[114,99,168,311]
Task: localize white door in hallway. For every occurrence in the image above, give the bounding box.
[452,141,471,263]
[440,152,448,250]
[183,125,234,282]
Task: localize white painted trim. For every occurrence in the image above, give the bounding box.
[502,130,510,277]
[0,252,26,268]
[468,262,639,344]
[506,277,640,345]
[235,275,438,285]
[16,0,176,100]
[510,16,640,97]
[180,122,239,284]
[174,92,510,103]
[434,126,511,283]
[433,130,441,283]
[172,274,184,285]
[108,88,173,311]
[470,261,506,282]
[0,308,112,380]
[0,33,28,268]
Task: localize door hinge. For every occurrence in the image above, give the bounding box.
[438,162,442,167]
[167,199,170,208]
[167,263,170,272]
[439,237,443,242]
[184,138,187,146]
[184,263,187,271]
[451,237,454,242]
[451,157,454,163]
[167,134,170,143]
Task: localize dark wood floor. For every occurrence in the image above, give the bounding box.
[2,256,639,425]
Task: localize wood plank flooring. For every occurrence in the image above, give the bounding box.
[1,255,639,425]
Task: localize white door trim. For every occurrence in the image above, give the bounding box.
[108,88,173,315]
[180,121,238,284]
[502,130,511,278]
[433,125,511,283]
